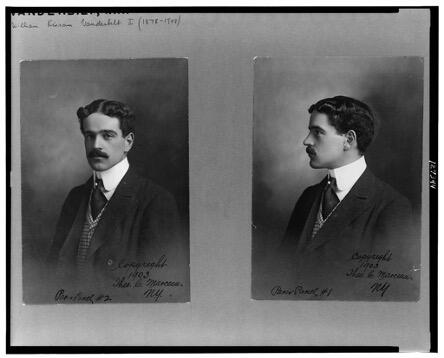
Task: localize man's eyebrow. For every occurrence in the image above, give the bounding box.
[308,125,325,132]
[100,129,117,135]
[83,129,118,135]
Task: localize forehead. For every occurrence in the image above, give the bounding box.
[309,111,336,131]
[83,112,121,132]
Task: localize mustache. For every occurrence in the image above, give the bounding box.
[88,149,109,158]
[306,147,316,155]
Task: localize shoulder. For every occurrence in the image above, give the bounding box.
[288,178,325,216]
[305,181,324,194]
[297,178,325,201]
[368,171,411,209]
[127,170,179,223]
[128,169,176,204]
[67,183,88,197]
[357,170,413,231]
[61,179,90,207]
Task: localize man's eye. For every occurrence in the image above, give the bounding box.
[103,133,113,140]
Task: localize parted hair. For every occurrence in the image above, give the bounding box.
[77,99,135,136]
[308,95,376,153]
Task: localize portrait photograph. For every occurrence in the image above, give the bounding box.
[20,59,190,303]
[252,56,423,301]
[9,9,433,351]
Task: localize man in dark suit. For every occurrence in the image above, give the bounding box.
[47,99,188,302]
[280,96,419,300]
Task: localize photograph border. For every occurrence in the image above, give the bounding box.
[6,6,438,353]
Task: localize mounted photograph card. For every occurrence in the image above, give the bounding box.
[20,59,190,304]
[252,57,423,301]
[8,8,434,351]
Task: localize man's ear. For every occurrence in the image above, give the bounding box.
[344,130,357,150]
[124,132,135,153]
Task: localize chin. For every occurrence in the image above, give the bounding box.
[88,161,110,172]
[309,160,322,169]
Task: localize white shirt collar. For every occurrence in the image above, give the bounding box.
[94,157,129,192]
[328,156,367,193]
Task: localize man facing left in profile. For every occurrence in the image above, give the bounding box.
[47,99,186,299]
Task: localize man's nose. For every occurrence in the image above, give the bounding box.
[93,135,103,149]
[303,134,312,146]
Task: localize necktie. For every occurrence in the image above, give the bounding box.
[91,178,107,219]
[322,177,339,219]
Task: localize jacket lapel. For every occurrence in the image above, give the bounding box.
[305,169,376,252]
[86,168,140,260]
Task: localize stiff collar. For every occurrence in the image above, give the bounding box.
[328,156,367,192]
[94,157,129,192]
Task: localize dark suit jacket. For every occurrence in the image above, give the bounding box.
[279,169,419,300]
[47,167,189,301]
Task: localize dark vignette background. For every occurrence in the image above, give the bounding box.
[21,59,189,303]
[252,57,423,296]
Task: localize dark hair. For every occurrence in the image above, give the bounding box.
[308,96,376,153]
[77,99,135,136]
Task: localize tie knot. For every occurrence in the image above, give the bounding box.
[322,176,339,219]
[95,178,104,190]
[327,176,337,189]
[91,178,107,219]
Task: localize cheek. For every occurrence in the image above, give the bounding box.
[109,141,125,154]
[325,137,342,149]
